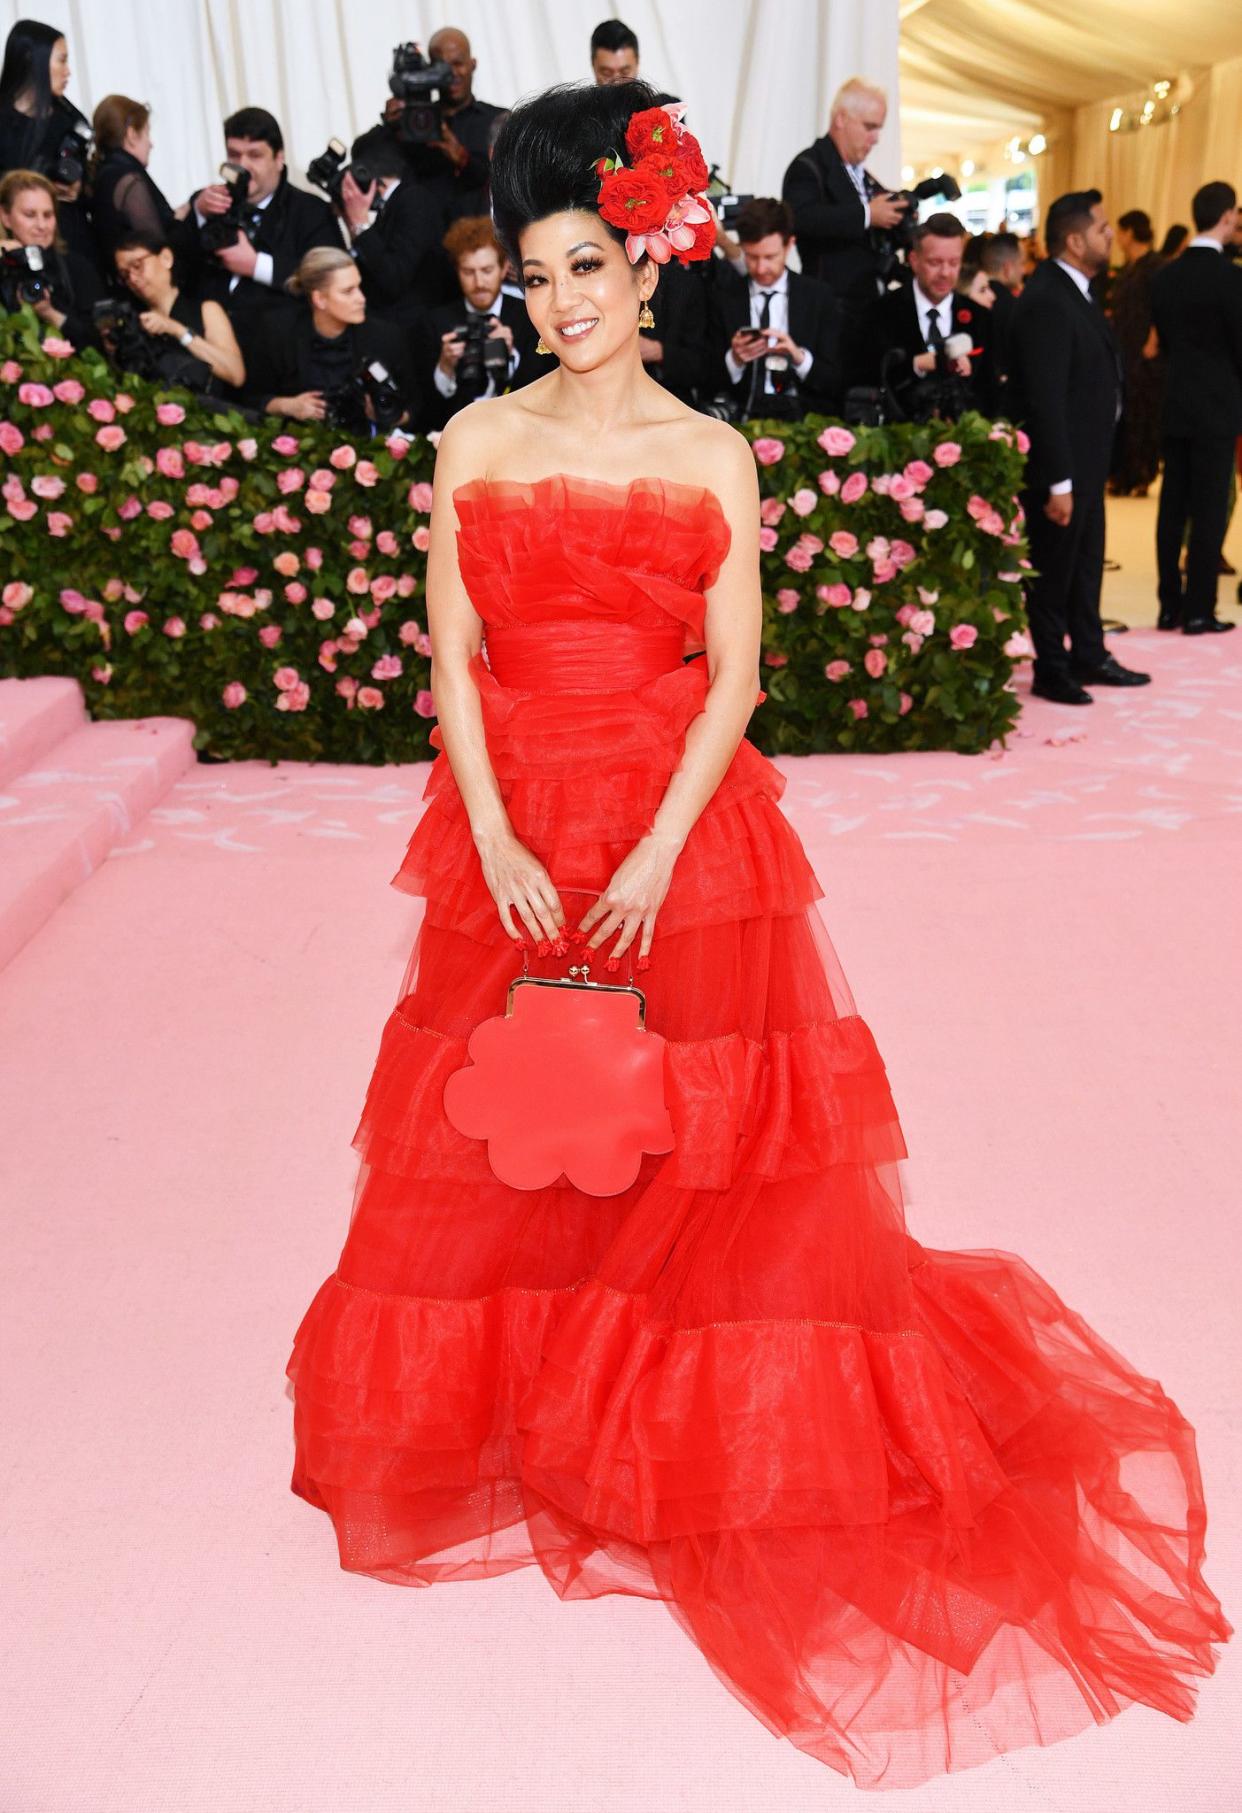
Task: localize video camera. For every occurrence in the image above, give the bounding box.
[447,316,509,390]
[0,244,53,312]
[387,42,452,146]
[200,162,262,255]
[307,139,374,211]
[843,336,973,427]
[874,172,963,279]
[325,357,405,436]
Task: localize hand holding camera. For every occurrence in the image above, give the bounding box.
[869,192,909,231]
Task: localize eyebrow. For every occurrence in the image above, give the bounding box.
[521,240,605,269]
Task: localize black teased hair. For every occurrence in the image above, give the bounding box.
[489,78,664,277]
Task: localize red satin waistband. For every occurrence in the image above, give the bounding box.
[483,621,688,692]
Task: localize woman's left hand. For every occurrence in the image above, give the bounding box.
[578,831,684,967]
[138,309,178,338]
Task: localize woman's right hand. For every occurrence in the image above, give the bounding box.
[475,828,565,949]
[284,391,326,421]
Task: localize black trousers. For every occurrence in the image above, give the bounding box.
[1155,434,1235,625]
[1022,484,1108,679]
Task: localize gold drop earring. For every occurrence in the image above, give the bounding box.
[535,332,551,354]
[638,301,655,329]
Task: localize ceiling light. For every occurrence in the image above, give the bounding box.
[1109,108,1123,131]
[1028,133,1046,155]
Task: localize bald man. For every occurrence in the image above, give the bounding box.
[383,27,507,220]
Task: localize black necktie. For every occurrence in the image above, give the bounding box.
[748,289,776,409]
[925,303,945,352]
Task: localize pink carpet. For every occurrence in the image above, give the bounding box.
[1,631,1237,1811]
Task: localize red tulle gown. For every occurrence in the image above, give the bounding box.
[287,473,1230,1790]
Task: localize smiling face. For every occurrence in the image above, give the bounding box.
[2,183,57,248]
[518,209,656,364]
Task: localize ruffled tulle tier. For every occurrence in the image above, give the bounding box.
[288,1242,1230,1788]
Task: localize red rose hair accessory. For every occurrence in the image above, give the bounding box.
[594,101,717,266]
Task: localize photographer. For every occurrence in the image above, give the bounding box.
[380,29,506,223]
[869,213,998,418]
[0,167,102,348]
[333,128,458,325]
[111,230,244,394]
[91,95,197,275]
[0,20,93,267]
[194,107,342,369]
[415,215,550,431]
[706,197,840,422]
[248,246,414,434]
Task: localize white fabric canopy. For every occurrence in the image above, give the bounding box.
[4,0,900,219]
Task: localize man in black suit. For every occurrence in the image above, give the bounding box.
[871,213,999,417]
[379,28,506,226]
[1009,189,1150,703]
[194,107,342,372]
[337,131,459,327]
[781,78,908,382]
[414,215,554,432]
[706,197,840,421]
[1150,181,1242,635]
[980,231,1022,379]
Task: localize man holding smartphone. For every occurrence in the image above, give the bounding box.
[709,197,840,420]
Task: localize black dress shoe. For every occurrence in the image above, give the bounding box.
[1068,653,1151,686]
[1156,611,1182,631]
[1031,672,1094,704]
[1183,616,1236,635]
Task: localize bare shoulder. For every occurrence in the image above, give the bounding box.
[678,415,759,514]
[433,394,518,478]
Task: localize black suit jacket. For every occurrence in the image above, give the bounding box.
[1150,246,1242,439]
[643,260,710,403]
[707,267,840,418]
[1008,259,1123,494]
[352,179,459,325]
[245,307,416,420]
[200,175,342,327]
[781,134,884,307]
[870,281,999,415]
[413,291,554,431]
[987,279,1018,378]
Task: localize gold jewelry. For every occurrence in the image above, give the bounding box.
[638,302,655,329]
[535,334,551,355]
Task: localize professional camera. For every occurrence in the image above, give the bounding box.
[91,296,207,390]
[0,244,52,311]
[844,337,972,427]
[447,315,509,390]
[325,358,405,435]
[705,165,753,234]
[874,172,963,278]
[200,162,261,254]
[387,42,452,146]
[306,139,374,210]
[34,120,92,188]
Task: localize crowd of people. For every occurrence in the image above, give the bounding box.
[2,17,1240,687]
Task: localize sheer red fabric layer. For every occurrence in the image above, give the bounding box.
[287,475,1230,1790]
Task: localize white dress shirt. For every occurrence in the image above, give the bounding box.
[193,186,277,291]
[434,298,521,400]
[843,160,871,228]
[912,282,953,359]
[1187,235,1223,252]
[724,271,814,391]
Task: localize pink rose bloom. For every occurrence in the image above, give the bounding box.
[775,588,799,613]
[1016,429,1031,454]
[312,597,335,622]
[273,666,301,691]
[343,614,368,638]
[222,682,247,708]
[156,403,186,426]
[116,496,142,520]
[7,496,37,520]
[370,573,398,603]
[252,511,275,535]
[385,434,408,458]
[412,524,431,552]
[904,459,933,488]
[238,437,258,461]
[1003,630,1035,659]
[354,460,379,488]
[91,663,112,683]
[185,483,212,506]
[102,578,125,601]
[318,641,338,672]
[53,378,84,404]
[309,468,335,492]
[763,651,789,667]
[356,684,384,710]
[817,583,852,609]
[163,616,187,638]
[31,474,65,499]
[95,425,126,451]
[70,472,98,497]
[3,581,33,608]
[847,699,868,719]
[790,487,818,517]
[1,360,21,382]
[966,494,992,522]
[231,566,259,587]
[899,692,913,715]
[851,587,872,612]
[272,549,300,577]
[181,440,205,464]
[894,603,916,626]
[796,531,823,554]
[949,623,979,650]
[277,466,305,494]
[866,535,890,561]
[899,497,925,523]
[276,680,311,713]
[828,530,858,558]
[336,676,359,702]
[933,441,962,467]
[116,394,136,415]
[396,573,416,597]
[284,582,307,605]
[329,444,357,470]
[840,471,868,505]
[371,653,403,680]
[19,382,54,407]
[0,421,24,453]
[272,434,300,456]
[759,496,786,526]
[784,542,813,571]
[305,488,331,514]
[346,567,370,595]
[888,474,916,501]
[170,528,200,560]
[824,659,851,682]
[258,624,283,647]
[909,608,936,637]
[59,587,87,612]
[31,422,53,441]
[751,437,786,467]
[86,396,116,422]
[758,525,778,552]
[890,539,916,570]
[864,648,887,678]
[923,508,948,530]
[408,481,434,512]
[868,632,889,646]
[348,514,373,539]
[123,609,149,633]
[413,689,436,717]
[375,528,399,556]
[398,618,423,644]
[271,504,301,534]
[817,425,855,456]
[871,473,892,497]
[917,586,940,605]
[199,612,219,630]
[193,509,217,531]
[872,560,897,584]
[413,631,432,657]
[155,446,184,478]
[46,510,73,536]
[304,547,323,570]
[817,469,841,496]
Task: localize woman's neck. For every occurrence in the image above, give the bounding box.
[148,283,178,314]
[314,314,350,340]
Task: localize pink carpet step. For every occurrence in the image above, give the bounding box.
[0,675,88,787]
[0,712,197,971]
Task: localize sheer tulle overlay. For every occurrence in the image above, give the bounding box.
[287,474,1230,1790]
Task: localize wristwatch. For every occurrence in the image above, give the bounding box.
[178,328,194,348]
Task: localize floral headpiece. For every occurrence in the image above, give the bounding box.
[593,102,717,266]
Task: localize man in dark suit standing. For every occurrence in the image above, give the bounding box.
[706,198,840,420]
[414,216,554,432]
[870,213,999,417]
[980,231,1023,378]
[1009,190,1150,703]
[781,78,908,384]
[1150,181,1242,635]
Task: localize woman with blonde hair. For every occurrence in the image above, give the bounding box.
[0,166,102,347]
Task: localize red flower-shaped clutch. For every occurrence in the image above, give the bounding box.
[442,963,675,1195]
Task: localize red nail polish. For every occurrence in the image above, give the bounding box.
[551,938,568,957]
[605,957,621,973]
[513,936,529,951]
[536,938,551,957]
[637,954,651,972]
[569,928,588,945]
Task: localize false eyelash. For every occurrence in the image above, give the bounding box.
[525,259,603,287]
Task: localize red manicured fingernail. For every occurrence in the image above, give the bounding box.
[604,957,621,973]
[536,938,551,957]
[551,938,568,957]
[569,928,588,945]
[513,936,528,951]
[637,954,651,972]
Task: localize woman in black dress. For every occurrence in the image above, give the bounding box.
[0,167,102,348]
[111,229,244,394]
[91,94,197,275]
[0,19,92,266]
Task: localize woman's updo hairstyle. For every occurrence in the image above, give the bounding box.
[489,78,665,278]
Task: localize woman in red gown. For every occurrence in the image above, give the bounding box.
[286,82,1230,1790]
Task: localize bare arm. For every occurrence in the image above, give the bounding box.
[196,300,246,390]
[580,430,762,965]
[425,408,565,950]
